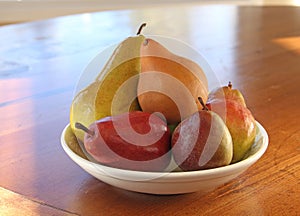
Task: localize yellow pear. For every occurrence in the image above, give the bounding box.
[64,126,87,159]
[70,24,146,142]
[137,38,208,124]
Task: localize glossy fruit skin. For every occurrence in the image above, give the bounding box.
[137,38,208,125]
[207,99,256,163]
[171,110,233,171]
[70,35,145,142]
[83,111,171,171]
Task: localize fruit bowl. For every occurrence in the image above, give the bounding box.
[61,121,268,195]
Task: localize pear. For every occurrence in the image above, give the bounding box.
[70,24,147,142]
[171,97,233,171]
[64,125,87,160]
[207,81,246,107]
[206,99,256,163]
[75,111,171,171]
[137,38,208,124]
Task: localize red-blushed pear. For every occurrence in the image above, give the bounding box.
[207,82,246,107]
[206,99,256,163]
[75,111,171,172]
[171,97,233,171]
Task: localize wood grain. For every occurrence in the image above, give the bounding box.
[0,5,299,216]
[0,187,77,216]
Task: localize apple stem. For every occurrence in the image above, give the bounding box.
[136,23,147,35]
[75,122,94,136]
[228,81,232,89]
[198,97,209,111]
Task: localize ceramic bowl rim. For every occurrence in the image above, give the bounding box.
[61,121,268,183]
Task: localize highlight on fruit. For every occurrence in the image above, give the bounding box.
[69,23,257,174]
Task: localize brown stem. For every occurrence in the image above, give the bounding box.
[228,81,232,89]
[75,122,94,136]
[136,23,147,35]
[198,97,209,111]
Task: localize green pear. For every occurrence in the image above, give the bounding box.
[70,24,146,142]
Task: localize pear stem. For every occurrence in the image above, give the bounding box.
[198,97,209,111]
[228,81,232,89]
[136,23,147,35]
[75,122,94,136]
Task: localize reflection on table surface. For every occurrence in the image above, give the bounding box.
[0,4,299,216]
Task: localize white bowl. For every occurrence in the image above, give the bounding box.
[61,121,268,195]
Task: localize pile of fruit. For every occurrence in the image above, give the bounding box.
[70,24,256,172]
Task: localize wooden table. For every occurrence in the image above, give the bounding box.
[0,4,299,216]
